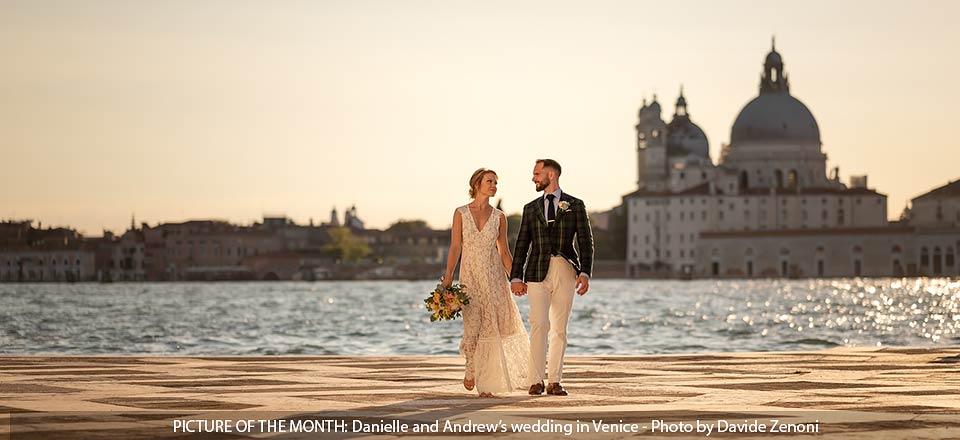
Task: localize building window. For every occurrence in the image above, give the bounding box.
[702,211,707,220]
[817,260,824,277]
[934,247,943,274]
[920,247,929,268]
[680,212,685,221]
[787,169,798,189]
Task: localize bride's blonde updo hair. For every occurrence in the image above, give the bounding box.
[468,168,497,198]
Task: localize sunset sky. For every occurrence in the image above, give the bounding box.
[2,0,958,235]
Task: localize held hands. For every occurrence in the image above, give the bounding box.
[510,281,527,296]
[575,274,590,295]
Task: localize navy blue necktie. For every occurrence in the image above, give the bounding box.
[546,194,556,223]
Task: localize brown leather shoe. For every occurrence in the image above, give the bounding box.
[528,382,544,395]
[546,382,568,396]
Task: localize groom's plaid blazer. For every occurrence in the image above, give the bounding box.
[510,192,594,283]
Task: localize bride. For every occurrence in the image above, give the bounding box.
[442,168,531,397]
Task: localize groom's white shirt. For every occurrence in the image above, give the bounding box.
[510,187,587,283]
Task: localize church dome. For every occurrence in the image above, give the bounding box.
[667,88,709,158]
[765,50,782,66]
[731,93,820,145]
[729,41,820,147]
[667,118,710,158]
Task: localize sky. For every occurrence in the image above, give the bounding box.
[2,0,958,235]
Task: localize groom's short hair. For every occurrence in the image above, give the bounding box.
[537,159,562,176]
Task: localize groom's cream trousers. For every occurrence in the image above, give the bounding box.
[527,256,577,384]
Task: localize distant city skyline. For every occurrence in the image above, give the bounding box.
[3,0,958,235]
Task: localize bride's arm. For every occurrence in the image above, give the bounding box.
[496,212,513,277]
[442,210,463,287]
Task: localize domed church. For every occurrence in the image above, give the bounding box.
[624,40,960,278]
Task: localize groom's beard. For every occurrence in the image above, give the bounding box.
[535,178,550,192]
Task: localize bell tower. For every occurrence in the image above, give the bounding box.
[636,95,668,190]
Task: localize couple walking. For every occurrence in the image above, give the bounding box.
[441,159,594,398]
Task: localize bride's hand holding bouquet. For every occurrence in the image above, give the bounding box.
[424,279,470,322]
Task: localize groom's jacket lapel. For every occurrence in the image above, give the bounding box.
[534,196,548,226]
[555,193,573,220]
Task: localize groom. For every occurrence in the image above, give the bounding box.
[510,159,594,396]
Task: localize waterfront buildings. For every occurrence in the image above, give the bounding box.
[625,41,960,278]
[0,206,452,282]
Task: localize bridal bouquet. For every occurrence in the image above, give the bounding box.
[424,283,470,322]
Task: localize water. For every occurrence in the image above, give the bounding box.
[1,279,958,355]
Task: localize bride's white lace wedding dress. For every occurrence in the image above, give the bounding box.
[457,205,531,394]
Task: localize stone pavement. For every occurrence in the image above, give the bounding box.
[1,347,959,439]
